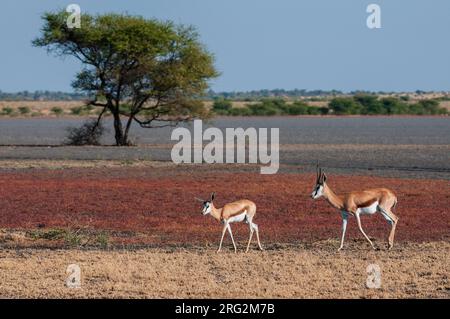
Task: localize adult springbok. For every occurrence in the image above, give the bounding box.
[197,192,263,253]
[311,165,399,250]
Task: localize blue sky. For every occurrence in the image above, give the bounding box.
[0,0,449,92]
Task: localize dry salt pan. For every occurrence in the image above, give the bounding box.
[170,120,279,174]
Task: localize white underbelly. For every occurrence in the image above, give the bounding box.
[356,202,379,215]
[227,211,247,223]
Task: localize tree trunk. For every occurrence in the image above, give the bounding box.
[123,115,134,146]
[112,111,127,146]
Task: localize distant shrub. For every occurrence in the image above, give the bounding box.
[65,119,105,145]
[51,106,64,115]
[208,96,448,117]
[329,96,447,115]
[319,107,329,115]
[18,106,31,115]
[408,103,426,115]
[380,97,409,114]
[407,100,446,115]
[308,97,324,102]
[95,108,112,116]
[84,104,95,112]
[399,95,410,101]
[354,95,386,115]
[70,106,84,115]
[329,98,361,115]
[212,98,232,114]
[416,100,441,115]
[118,103,132,114]
[247,103,277,115]
[228,107,252,116]
[306,106,322,115]
[285,101,309,115]
[438,108,448,115]
[1,107,14,115]
[245,99,286,116]
[213,98,330,116]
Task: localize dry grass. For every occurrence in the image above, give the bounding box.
[0,241,448,298]
[439,100,450,111]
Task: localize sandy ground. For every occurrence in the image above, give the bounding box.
[0,241,448,299]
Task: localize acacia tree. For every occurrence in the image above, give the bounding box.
[34,12,218,145]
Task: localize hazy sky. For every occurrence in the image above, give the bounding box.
[0,0,449,92]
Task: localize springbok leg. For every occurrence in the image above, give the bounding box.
[356,213,375,249]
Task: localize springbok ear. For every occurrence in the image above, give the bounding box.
[211,192,215,201]
[323,173,327,183]
[195,197,204,202]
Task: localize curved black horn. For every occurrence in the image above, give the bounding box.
[316,161,320,181]
[320,167,324,183]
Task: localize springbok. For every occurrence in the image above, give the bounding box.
[197,192,263,253]
[311,165,399,250]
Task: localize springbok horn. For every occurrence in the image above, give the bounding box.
[316,161,320,181]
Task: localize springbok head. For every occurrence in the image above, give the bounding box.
[311,164,327,199]
[196,192,215,215]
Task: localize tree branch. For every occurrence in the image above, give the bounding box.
[90,104,108,134]
[133,114,192,129]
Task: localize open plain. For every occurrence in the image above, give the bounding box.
[0,116,448,298]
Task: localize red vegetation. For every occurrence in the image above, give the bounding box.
[0,168,448,246]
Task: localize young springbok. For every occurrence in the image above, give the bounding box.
[311,166,399,250]
[197,192,263,253]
